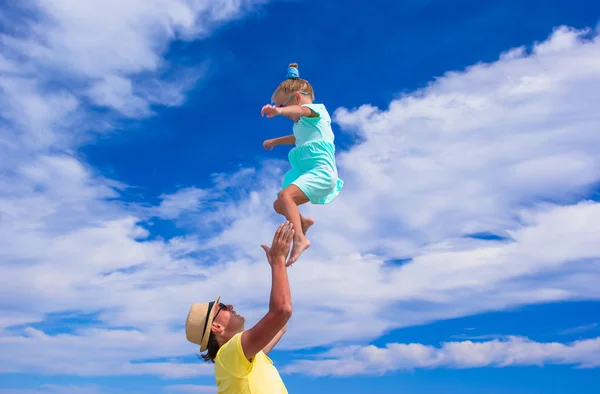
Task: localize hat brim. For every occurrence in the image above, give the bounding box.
[200,295,221,352]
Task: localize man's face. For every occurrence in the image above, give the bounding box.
[213,302,245,332]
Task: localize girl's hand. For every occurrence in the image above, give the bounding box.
[261,104,281,118]
[263,139,277,151]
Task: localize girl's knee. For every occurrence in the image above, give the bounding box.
[278,188,292,200]
[279,185,308,205]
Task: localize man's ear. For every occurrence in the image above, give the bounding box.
[211,322,224,335]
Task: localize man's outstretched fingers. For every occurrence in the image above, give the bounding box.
[285,227,294,243]
[282,222,293,240]
[278,221,291,241]
[273,222,286,242]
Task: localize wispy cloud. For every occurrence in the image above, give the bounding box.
[558,323,599,336]
[450,334,506,341]
[156,187,211,220]
[283,336,600,376]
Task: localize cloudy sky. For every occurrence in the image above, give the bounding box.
[1,1,600,393]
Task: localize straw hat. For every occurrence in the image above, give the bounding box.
[185,296,221,352]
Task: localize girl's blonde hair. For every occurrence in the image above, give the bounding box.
[272,63,315,103]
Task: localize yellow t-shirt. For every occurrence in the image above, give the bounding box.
[214,332,288,394]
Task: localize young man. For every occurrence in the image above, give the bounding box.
[185,221,295,393]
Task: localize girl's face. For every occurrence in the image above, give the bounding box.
[274,91,301,120]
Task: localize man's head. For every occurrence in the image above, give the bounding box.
[185,297,245,362]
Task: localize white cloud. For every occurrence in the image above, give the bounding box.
[0,326,214,378]
[143,26,600,350]
[1,19,600,383]
[329,27,600,255]
[0,0,261,125]
[0,0,271,379]
[283,336,600,377]
[0,76,79,152]
[156,187,210,220]
[87,75,152,117]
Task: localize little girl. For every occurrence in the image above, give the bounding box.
[261,63,344,266]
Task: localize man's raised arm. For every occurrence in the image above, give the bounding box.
[240,222,294,361]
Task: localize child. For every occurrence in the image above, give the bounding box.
[261,63,344,266]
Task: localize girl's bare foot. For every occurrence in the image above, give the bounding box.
[286,236,311,266]
[301,216,315,234]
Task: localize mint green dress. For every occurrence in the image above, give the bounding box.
[281,103,343,204]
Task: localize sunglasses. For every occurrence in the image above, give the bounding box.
[213,302,228,320]
[274,91,308,107]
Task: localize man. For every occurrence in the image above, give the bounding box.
[185,221,295,393]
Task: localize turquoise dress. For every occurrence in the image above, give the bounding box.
[281,103,343,204]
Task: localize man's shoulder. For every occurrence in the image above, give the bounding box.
[218,331,244,353]
[217,331,268,362]
[215,331,255,377]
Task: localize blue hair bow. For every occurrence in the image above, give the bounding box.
[287,67,299,79]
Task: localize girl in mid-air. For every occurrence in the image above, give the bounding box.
[261,63,344,266]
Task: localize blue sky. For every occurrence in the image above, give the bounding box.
[1,0,600,393]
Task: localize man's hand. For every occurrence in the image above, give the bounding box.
[261,244,272,265]
[261,221,294,266]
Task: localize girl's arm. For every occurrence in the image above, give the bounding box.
[279,105,318,119]
[272,134,296,145]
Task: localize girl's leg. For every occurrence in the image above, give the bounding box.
[273,199,314,235]
[275,185,311,266]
